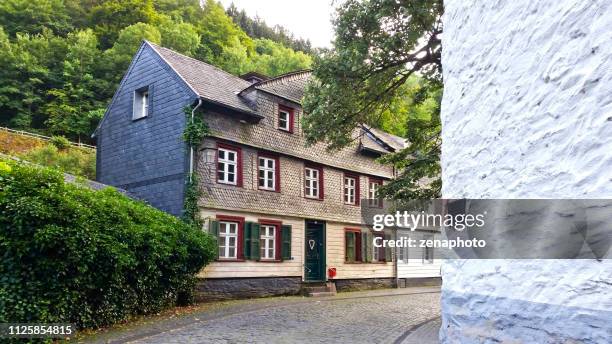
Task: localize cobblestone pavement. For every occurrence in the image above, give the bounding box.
[87,287,440,344]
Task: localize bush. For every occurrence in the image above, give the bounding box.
[49,136,70,150]
[0,160,216,330]
[19,145,96,179]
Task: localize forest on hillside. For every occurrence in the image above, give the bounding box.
[0,0,313,143]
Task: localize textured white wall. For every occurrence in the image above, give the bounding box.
[441,0,612,342]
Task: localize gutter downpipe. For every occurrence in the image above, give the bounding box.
[394,228,399,288]
[189,98,203,183]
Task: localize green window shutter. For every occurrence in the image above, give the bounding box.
[346,231,355,262]
[281,225,292,260]
[384,232,392,262]
[365,231,373,262]
[250,222,260,261]
[244,222,252,260]
[361,231,367,262]
[210,220,219,259]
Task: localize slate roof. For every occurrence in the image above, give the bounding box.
[147,42,257,115]
[147,42,406,153]
[241,70,311,104]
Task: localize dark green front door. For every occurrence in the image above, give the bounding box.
[304,220,325,281]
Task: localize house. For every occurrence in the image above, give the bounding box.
[95,41,441,300]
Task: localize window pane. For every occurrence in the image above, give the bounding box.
[219,150,225,159]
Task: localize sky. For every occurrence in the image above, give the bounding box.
[217,0,338,48]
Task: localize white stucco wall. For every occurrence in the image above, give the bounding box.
[441,0,612,343]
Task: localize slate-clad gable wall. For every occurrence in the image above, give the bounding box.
[96,45,196,216]
[196,92,394,223]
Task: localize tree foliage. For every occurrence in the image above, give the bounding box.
[226,2,314,55]
[0,0,312,142]
[303,0,443,200]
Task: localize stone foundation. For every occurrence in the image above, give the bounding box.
[333,278,395,292]
[195,277,301,302]
[398,277,441,288]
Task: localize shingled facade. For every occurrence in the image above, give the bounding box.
[96,41,440,300]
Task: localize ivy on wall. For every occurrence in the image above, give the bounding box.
[182,106,210,226]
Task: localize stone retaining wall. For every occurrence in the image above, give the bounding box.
[195,277,302,302]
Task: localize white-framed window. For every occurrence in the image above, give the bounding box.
[219,221,238,259]
[133,87,149,120]
[278,109,290,131]
[372,233,384,262]
[304,167,320,199]
[217,147,238,185]
[260,224,276,260]
[258,156,276,191]
[369,180,381,207]
[423,234,434,264]
[344,176,356,205]
[397,236,409,263]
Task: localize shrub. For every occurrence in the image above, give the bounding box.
[49,136,71,150]
[0,160,216,330]
[19,145,96,179]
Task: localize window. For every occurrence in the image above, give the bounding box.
[345,228,362,262]
[258,154,279,192]
[344,174,360,205]
[372,232,385,262]
[368,178,382,207]
[260,224,276,260]
[133,87,150,120]
[278,105,294,132]
[304,166,323,199]
[423,234,434,264]
[217,144,242,186]
[219,221,239,259]
[397,235,409,263]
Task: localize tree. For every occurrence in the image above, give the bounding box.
[158,20,200,57]
[44,29,103,141]
[250,39,312,76]
[0,0,73,37]
[303,0,443,200]
[198,0,254,67]
[88,0,159,49]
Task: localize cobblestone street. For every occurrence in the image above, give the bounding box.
[87,287,440,344]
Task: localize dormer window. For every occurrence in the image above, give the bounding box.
[278,105,294,133]
[133,86,150,120]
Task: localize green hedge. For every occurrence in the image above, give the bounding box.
[0,160,216,329]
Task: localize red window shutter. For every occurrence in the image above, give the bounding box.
[355,231,362,261]
[355,175,360,206]
[318,166,324,200]
[289,109,295,133]
[275,156,280,192]
[236,146,243,187]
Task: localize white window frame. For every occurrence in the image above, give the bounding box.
[218,147,238,185]
[423,234,434,264]
[219,221,238,259]
[304,167,320,199]
[369,181,380,207]
[258,156,276,191]
[344,176,356,205]
[372,233,382,262]
[133,88,149,120]
[397,235,409,263]
[278,109,290,131]
[142,91,149,117]
[260,224,276,260]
